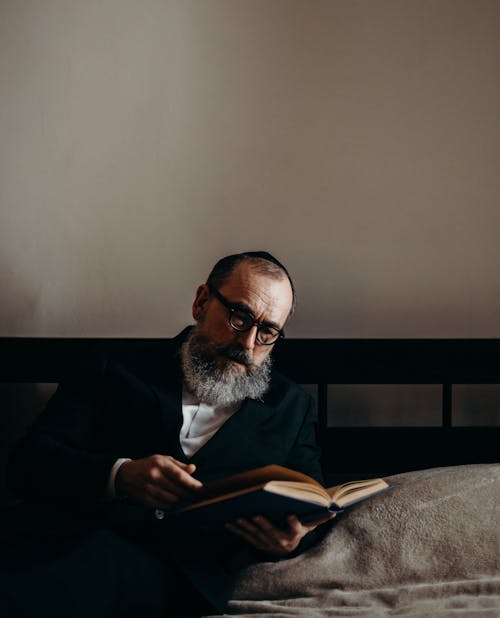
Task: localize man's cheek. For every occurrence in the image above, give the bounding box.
[254,351,271,367]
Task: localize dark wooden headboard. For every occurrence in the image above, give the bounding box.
[1,337,499,479]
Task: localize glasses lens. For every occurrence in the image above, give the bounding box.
[228,308,281,345]
[229,310,254,331]
[256,326,280,345]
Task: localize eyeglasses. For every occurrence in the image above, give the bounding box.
[207,284,285,345]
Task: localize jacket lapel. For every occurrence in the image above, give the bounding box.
[189,397,278,478]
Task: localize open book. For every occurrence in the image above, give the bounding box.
[154,465,392,527]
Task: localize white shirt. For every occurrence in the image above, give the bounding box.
[107,386,240,498]
[179,388,239,457]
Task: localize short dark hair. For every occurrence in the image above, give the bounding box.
[206,251,296,316]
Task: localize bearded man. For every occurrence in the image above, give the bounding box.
[3,251,332,618]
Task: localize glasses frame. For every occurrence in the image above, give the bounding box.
[207,284,285,345]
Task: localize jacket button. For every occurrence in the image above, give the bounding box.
[154,509,165,520]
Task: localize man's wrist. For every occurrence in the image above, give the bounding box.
[107,458,131,499]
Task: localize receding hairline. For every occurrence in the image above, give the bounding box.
[205,252,296,316]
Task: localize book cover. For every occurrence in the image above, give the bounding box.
[153,465,392,528]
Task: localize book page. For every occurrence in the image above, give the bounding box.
[265,481,331,506]
[327,478,389,506]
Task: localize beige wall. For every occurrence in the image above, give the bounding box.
[1,0,499,338]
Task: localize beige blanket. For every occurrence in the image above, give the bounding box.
[210,464,500,617]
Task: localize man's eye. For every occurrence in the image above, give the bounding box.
[231,311,252,329]
[258,326,279,343]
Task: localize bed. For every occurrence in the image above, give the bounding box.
[1,337,499,617]
[215,463,499,617]
[220,339,500,617]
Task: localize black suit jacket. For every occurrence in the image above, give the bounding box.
[7,328,323,610]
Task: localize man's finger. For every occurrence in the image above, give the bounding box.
[152,473,196,499]
[250,515,275,531]
[142,460,198,498]
[225,523,268,551]
[252,515,294,541]
[157,458,203,490]
[284,514,303,534]
[168,458,197,474]
[233,517,276,547]
[234,517,262,535]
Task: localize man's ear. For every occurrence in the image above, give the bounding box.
[192,284,210,321]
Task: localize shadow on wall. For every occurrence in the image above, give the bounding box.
[0,249,43,337]
[0,383,57,506]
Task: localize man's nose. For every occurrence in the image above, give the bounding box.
[237,326,258,351]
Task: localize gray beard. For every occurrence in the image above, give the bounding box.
[181,327,272,407]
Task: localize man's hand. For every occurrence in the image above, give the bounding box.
[115,455,203,509]
[225,513,336,557]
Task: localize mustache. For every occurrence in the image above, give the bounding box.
[214,344,254,367]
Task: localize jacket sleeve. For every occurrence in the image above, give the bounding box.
[7,357,118,505]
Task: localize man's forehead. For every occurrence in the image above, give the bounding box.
[218,263,293,317]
